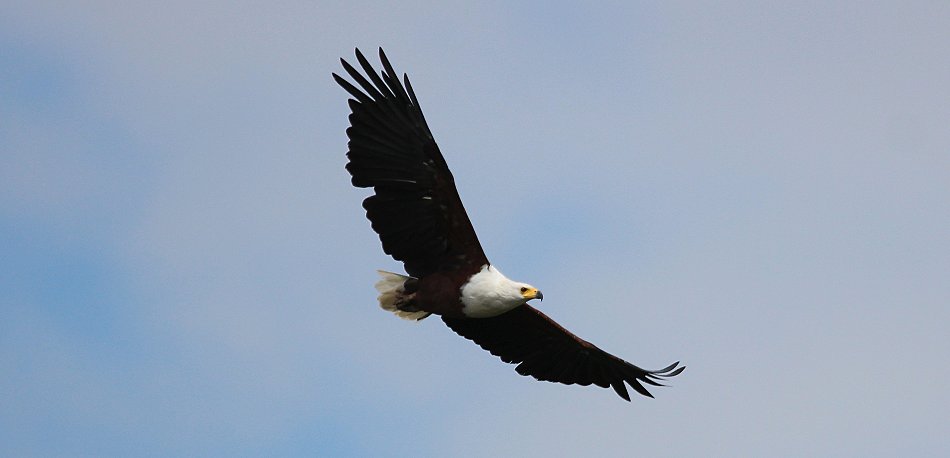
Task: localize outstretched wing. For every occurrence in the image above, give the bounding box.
[442,306,684,401]
[334,48,488,278]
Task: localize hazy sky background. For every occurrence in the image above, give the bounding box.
[2,2,949,456]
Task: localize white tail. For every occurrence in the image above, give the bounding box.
[374,270,430,321]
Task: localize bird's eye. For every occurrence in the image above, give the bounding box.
[520,287,528,293]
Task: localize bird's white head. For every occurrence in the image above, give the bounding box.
[460,265,543,318]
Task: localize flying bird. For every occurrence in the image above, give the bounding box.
[333,48,684,401]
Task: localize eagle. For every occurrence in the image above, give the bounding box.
[334,48,684,401]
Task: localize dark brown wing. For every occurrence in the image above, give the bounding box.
[334,48,488,278]
[442,305,684,401]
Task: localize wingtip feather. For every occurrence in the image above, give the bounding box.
[611,380,632,401]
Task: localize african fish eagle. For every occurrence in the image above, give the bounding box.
[333,48,684,401]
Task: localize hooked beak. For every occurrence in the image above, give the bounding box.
[522,287,543,302]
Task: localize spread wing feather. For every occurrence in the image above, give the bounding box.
[443,305,684,401]
[335,48,488,277]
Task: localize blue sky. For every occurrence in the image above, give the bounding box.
[2,2,949,456]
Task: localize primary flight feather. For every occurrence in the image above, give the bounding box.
[334,48,683,401]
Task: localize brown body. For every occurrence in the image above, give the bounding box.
[406,271,473,318]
